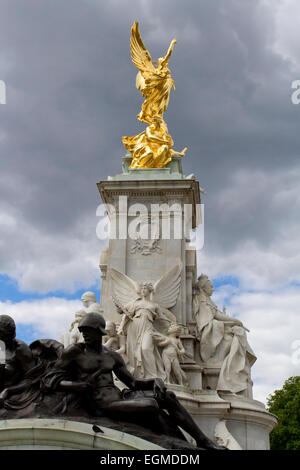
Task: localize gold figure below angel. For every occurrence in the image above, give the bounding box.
[123,22,186,169]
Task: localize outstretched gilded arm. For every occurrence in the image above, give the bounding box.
[161,39,177,66]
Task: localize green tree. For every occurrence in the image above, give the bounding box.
[267,376,300,450]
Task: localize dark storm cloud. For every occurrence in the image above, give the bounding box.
[0,0,299,291]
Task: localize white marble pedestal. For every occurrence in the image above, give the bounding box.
[166,384,277,450]
[97,155,201,324]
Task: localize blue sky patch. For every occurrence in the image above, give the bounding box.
[0,274,100,303]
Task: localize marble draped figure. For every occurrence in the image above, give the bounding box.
[193,274,256,395]
[111,264,182,381]
[61,291,103,347]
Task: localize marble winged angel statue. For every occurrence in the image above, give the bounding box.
[110,264,182,380]
[123,22,186,168]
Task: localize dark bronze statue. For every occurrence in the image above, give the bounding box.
[0,315,63,409]
[0,315,37,406]
[0,313,224,450]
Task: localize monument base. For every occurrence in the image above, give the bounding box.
[0,419,163,450]
[166,385,277,450]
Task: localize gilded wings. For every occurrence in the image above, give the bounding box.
[130,21,177,125]
[122,22,186,169]
[130,22,156,78]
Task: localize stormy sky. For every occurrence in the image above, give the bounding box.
[0,0,300,403]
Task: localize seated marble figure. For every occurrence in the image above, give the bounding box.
[0,313,223,450]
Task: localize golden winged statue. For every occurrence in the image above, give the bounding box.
[123,22,186,169]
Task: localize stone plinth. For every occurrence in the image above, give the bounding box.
[165,386,277,450]
[111,153,186,181]
[0,419,164,450]
[97,158,201,324]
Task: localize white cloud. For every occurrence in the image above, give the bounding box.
[199,164,300,290]
[267,0,300,68]
[0,202,105,294]
[0,297,82,340]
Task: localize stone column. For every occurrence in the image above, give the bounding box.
[97,156,201,324]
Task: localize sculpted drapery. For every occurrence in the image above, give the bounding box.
[122,22,186,168]
[193,275,256,394]
[216,325,256,394]
[111,264,182,380]
[121,298,167,379]
[193,289,225,363]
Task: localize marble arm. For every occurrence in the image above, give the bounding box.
[117,314,129,335]
[153,336,169,348]
[177,339,185,356]
[103,337,115,349]
[214,310,243,325]
[112,350,166,394]
[115,345,126,355]
[115,335,126,355]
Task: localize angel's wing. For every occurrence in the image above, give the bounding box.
[110,268,139,310]
[130,22,156,75]
[153,262,182,310]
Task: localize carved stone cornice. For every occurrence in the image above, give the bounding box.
[97,179,201,228]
